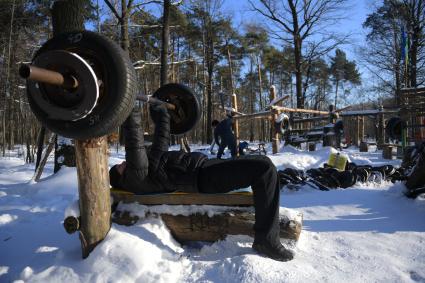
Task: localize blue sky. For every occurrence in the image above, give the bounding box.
[126,0,372,64]
[102,0,378,103]
[220,0,371,63]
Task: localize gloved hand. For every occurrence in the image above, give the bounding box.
[149,103,168,124]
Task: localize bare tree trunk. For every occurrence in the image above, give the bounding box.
[2,111,6,156]
[5,1,16,153]
[249,57,255,142]
[334,79,339,109]
[257,55,265,141]
[35,126,46,170]
[270,86,279,153]
[294,36,304,108]
[51,0,84,172]
[120,0,130,52]
[33,133,56,182]
[160,0,170,86]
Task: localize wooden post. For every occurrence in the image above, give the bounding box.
[270,86,279,154]
[359,141,368,152]
[354,116,360,146]
[231,93,240,154]
[52,1,111,258]
[377,106,385,149]
[75,138,111,258]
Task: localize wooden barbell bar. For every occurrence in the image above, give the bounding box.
[19,64,176,111]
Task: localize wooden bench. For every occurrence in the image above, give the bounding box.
[111,189,303,243]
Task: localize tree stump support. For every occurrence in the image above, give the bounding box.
[75,138,111,258]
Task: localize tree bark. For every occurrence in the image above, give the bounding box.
[160,0,170,86]
[52,0,84,35]
[32,134,56,182]
[113,210,302,243]
[120,0,130,52]
[334,79,339,109]
[270,86,279,153]
[75,138,111,259]
[249,57,255,142]
[52,0,83,173]
[257,55,265,141]
[35,126,46,170]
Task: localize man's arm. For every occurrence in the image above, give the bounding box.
[148,104,170,171]
[214,128,220,145]
[149,104,170,152]
[122,108,149,172]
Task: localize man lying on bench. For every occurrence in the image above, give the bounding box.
[109,104,294,262]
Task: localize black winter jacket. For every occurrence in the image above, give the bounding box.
[119,106,207,194]
[214,117,235,145]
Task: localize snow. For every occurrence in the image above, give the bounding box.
[1,144,425,282]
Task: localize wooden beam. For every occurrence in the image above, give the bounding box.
[111,191,254,206]
[232,111,272,120]
[112,209,303,242]
[271,106,329,115]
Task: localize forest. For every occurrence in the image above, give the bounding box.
[0,0,424,161]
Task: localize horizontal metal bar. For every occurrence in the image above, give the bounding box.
[19,64,78,89]
[136,95,176,110]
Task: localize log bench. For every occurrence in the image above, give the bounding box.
[111,189,303,243]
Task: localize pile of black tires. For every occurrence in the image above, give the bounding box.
[278,163,405,191]
[278,142,425,198]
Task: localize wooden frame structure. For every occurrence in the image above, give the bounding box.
[400,87,425,142]
[291,107,400,149]
[231,85,330,154]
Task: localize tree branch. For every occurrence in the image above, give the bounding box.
[103,0,121,21]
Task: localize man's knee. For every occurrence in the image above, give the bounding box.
[248,155,276,175]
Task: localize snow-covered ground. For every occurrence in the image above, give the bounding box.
[0,143,424,283]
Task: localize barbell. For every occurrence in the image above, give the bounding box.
[19,31,201,139]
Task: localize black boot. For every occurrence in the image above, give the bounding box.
[252,239,294,262]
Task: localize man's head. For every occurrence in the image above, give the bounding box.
[212,120,219,127]
[109,161,126,188]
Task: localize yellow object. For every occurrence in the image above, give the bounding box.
[327,152,348,171]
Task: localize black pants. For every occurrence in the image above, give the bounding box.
[198,155,281,244]
[217,137,237,159]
